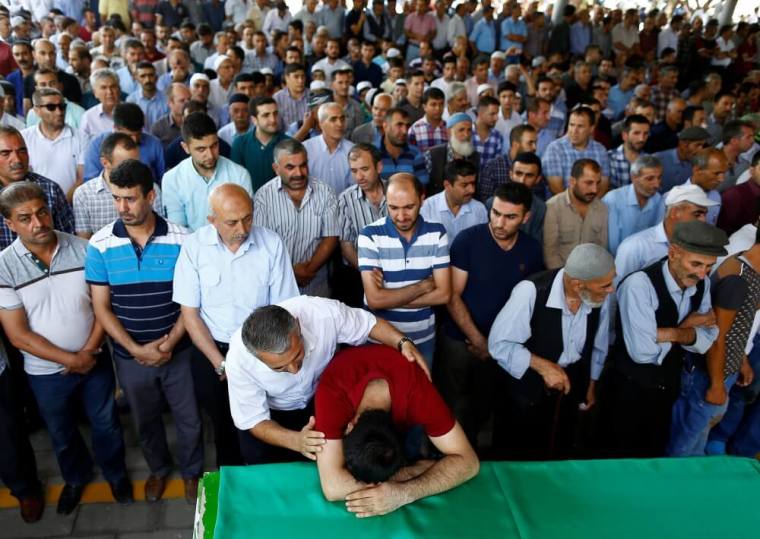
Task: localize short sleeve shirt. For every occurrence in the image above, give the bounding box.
[315,344,455,439]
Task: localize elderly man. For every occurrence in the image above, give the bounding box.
[614,184,717,281]
[359,174,451,367]
[157,49,193,92]
[646,97,687,153]
[603,155,665,255]
[162,112,253,231]
[225,296,429,464]
[254,138,340,297]
[79,68,121,140]
[73,133,164,239]
[543,159,609,270]
[150,83,192,148]
[0,182,131,515]
[351,92,393,145]
[653,126,710,193]
[0,126,74,249]
[426,113,480,196]
[174,184,299,467]
[598,221,726,457]
[303,102,354,194]
[313,344,479,515]
[488,243,615,459]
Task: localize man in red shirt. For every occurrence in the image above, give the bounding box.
[314,344,479,517]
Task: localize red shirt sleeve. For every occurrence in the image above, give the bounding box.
[405,365,456,438]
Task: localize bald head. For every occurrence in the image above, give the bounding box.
[387,173,423,199]
[208,183,252,216]
[208,184,254,247]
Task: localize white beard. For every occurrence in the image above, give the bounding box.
[450,137,474,157]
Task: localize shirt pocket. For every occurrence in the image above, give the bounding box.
[238,271,270,311]
[199,265,229,307]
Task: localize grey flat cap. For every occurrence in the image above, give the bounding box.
[565,244,615,281]
[671,221,728,257]
[678,126,711,141]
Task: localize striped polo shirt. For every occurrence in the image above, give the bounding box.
[84,215,189,359]
[357,216,449,344]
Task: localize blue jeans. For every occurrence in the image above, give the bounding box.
[27,355,126,485]
[667,367,739,457]
[707,335,760,454]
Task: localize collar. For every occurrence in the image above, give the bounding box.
[113,212,168,238]
[35,123,73,142]
[545,268,592,317]
[654,221,668,244]
[93,174,109,193]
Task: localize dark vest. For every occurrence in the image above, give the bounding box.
[506,269,602,407]
[612,258,705,392]
[426,144,480,196]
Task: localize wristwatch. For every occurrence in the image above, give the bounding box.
[397,337,413,353]
[215,360,226,376]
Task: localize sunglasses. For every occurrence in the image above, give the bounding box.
[40,103,66,112]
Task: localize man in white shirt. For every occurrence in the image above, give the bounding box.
[657,15,682,59]
[225,296,429,464]
[21,88,86,200]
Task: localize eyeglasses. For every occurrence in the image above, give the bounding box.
[40,103,66,112]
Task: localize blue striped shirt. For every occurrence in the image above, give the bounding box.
[357,216,449,344]
[84,215,188,359]
[378,138,430,186]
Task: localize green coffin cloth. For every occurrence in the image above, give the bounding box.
[211,457,760,539]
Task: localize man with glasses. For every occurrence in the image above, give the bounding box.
[21,88,87,201]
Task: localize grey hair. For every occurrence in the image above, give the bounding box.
[89,67,119,90]
[505,65,520,77]
[273,138,307,164]
[630,155,662,177]
[241,305,299,355]
[32,87,63,107]
[317,102,343,123]
[0,182,47,219]
[373,92,395,107]
[447,82,466,101]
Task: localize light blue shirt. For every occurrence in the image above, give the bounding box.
[500,18,527,51]
[614,222,669,282]
[618,260,717,365]
[603,184,665,256]
[172,224,299,343]
[488,268,611,381]
[126,88,170,129]
[162,155,254,231]
[469,18,497,54]
[608,85,634,120]
[116,66,139,95]
[302,135,354,194]
[654,148,692,193]
[420,191,488,243]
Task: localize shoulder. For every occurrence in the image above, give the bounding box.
[545,192,565,207]
[88,222,118,249]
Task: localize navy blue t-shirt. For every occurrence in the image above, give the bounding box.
[443,224,544,341]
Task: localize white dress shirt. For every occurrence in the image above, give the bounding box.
[225,296,377,430]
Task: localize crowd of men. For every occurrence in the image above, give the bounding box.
[0,0,759,526]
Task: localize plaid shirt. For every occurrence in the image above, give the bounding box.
[542,135,611,188]
[608,145,633,188]
[473,128,503,168]
[0,173,74,250]
[408,117,448,153]
[478,155,510,202]
[650,85,680,122]
[73,174,165,236]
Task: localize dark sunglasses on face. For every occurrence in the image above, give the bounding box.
[40,103,66,112]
